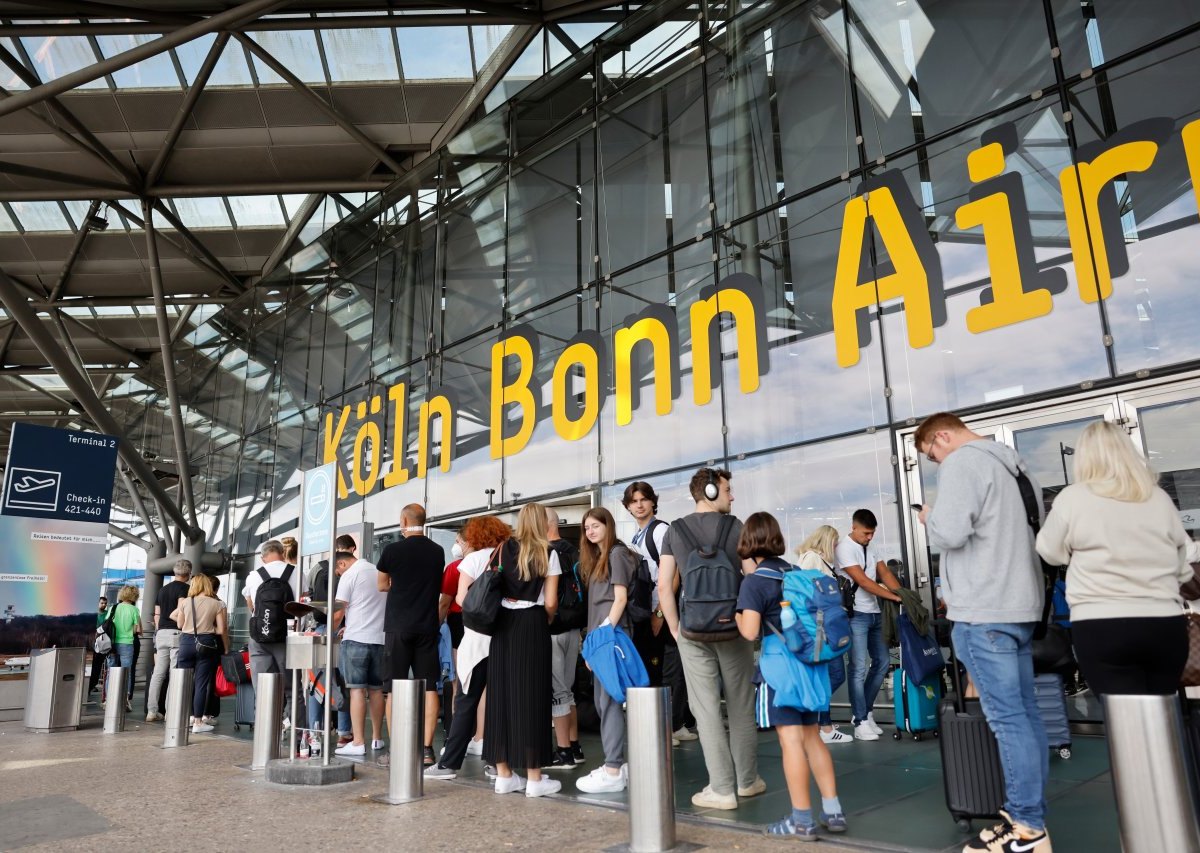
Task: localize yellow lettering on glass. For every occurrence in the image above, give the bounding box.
[614,316,674,426]
[417,393,454,477]
[1060,139,1160,303]
[958,143,1052,333]
[382,382,409,488]
[323,406,351,499]
[690,287,761,405]
[552,342,601,441]
[1183,118,1200,219]
[351,420,381,496]
[490,333,537,458]
[832,187,934,368]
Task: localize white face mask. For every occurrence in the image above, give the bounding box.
[451,542,463,559]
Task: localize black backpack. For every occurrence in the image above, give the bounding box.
[549,539,586,634]
[672,515,741,642]
[251,564,294,643]
[627,519,667,624]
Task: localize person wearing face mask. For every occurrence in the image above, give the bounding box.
[440,532,469,683]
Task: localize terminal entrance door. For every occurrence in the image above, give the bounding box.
[899,376,1200,725]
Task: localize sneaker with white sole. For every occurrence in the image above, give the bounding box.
[145,712,163,723]
[466,738,483,756]
[424,764,457,780]
[820,726,853,745]
[866,712,884,735]
[191,722,214,734]
[576,766,627,793]
[371,739,385,751]
[737,776,767,798]
[526,777,562,798]
[691,786,737,810]
[853,721,880,741]
[673,726,698,742]
[335,741,366,756]
[494,773,526,794]
[963,813,1051,853]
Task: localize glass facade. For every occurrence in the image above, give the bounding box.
[109,1,1200,574]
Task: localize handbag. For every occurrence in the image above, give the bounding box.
[1031,623,1075,676]
[461,543,506,636]
[94,606,115,654]
[191,598,221,658]
[1182,602,1200,687]
[898,612,945,683]
[758,630,831,712]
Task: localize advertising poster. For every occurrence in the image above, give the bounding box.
[0,423,119,661]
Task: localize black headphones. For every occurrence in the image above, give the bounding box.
[703,469,719,501]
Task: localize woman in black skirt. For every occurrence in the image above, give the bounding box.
[485,502,560,797]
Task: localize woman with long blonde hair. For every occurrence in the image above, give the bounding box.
[483,503,561,797]
[1036,420,1193,695]
[795,525,851,744]
[171,574,229,734]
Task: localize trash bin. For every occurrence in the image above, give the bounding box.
[24,647,85,733]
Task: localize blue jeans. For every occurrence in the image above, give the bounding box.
[848,612,889,723]
[818,653,846,726]
[108,643,135,700]
[952,622,1048,831]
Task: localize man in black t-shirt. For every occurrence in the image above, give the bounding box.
[146,560,192,721]
[376,503,446,764]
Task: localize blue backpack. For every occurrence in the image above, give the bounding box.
[756,563,851,664]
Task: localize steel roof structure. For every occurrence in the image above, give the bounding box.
[0,0,646,547]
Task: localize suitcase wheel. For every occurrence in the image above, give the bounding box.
[912,733,922,742]
[1058,747,1071,760]
[893,731,902,740]
[933,730,939,738]
[956,818,972,833]
[233,723,240,732]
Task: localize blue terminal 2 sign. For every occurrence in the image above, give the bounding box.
[1,423,119,524]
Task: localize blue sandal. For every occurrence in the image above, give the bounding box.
[764,816,818,840]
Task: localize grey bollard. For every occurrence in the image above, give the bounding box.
[250,672,283,771]
[102,667,128,733]
[1105,694,1200,853]
[627,686,677,853]
[374,678,425,805]
[162,666,194,748]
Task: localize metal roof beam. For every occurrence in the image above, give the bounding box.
[32,295,235,308]
[47,200,101,303]
[148,200,246,294]
[234,32,408,177]
[145,31,229,191]
[0,366,134,376]
[0,0,291,120]
[0,158,132,195]
[0,14,536,36]
[259,192,323,281]
[108,522,151,550]
[107,199,242,294]
[0,180,398,201]
[56,310,149,367]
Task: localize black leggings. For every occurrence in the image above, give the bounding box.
[1071,615,1187,696]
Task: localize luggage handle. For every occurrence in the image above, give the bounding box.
[940,619,970,715]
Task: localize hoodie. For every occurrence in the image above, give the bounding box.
[925,440,1044,624]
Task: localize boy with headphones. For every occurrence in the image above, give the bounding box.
[657,467,762,811]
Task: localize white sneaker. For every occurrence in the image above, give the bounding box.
[371,739,385,751]
[191,722,214,734]
[494,773,526,794]
[866,713,884,735]
[672,726,698,742]
[336,741,366,756]
[853,721,879,741]
[466,738,483,756]
[145,712,163,723]
[576,765,627,793]
[821,727,853,745]
[526,777,562,798]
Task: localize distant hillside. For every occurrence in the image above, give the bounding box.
[0,613,95,654]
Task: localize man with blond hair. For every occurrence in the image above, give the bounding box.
[915,412,1049,853]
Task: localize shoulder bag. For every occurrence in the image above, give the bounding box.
[190,597,221,658]
[461,544,506,636]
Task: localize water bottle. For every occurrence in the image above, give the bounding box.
[780,601,797,631]
[298,735,310,760]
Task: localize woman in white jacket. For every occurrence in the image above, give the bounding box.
[1035,421,1193,696]
[795,525,852,744]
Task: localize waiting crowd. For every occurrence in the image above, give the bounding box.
[116,410,1197,853]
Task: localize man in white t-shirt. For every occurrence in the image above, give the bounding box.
[834,509,902,741]
[243,540,300,709]
[333,549,387,756]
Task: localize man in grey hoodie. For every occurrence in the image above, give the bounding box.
[915,412,1050,853]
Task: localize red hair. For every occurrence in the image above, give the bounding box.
[461,515,511,550]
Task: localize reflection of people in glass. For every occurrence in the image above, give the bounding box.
[1036,421,1193,696]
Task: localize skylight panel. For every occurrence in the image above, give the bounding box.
[19,34,108,89]
[320,28,400,82]
[96,33,181,90]
[8,201,70,232]
[176,33,254,87]
[396,28,474,80]
[0,38,28,90]
[472,25,514,67]
[249,31,327,85]
[228,196,287,228]
[172,197,234,230]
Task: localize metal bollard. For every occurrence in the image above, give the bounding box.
[102,667,128,733]
[373,678,425,805]
[627,686,676,853]
[162,667,194,748]
[250,672,283,771]
[1105,694,1200,853]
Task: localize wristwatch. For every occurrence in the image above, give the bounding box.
[653,608,664,618]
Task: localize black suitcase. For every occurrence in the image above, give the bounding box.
[938,646,1006,832]
[233,681,255,731]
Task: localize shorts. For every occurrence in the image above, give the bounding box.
[754,681,819,728]
[384,631,440,692]
[446,612,464,649]
[340,640,384,689]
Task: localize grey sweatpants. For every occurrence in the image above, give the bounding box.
[551,631,580,718]
[249,639,291,710]
[676,634,758,796]
[594,678,626,769]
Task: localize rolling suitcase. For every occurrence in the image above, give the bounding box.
[893,668,941,740]
[233,681,256,731]
[1034,673,1071,759]
[938,645,1006,832]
